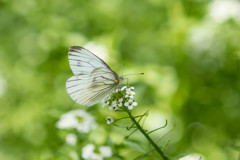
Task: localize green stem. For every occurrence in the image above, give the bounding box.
[126,110,168,160]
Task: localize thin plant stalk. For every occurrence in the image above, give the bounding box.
[126,110,168,160]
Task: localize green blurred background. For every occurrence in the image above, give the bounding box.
[0,0,240,159]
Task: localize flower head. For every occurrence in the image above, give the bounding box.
[115,88,121,92]
[82,144,112,160]
[56,109,97,133]
[102,86,137,111]
[99,146,113,157]
[102,99,109,108]
[126,86,134,92]
[113,99,123,107]
[124,99,138,110]
[109,105,118,111]
[82,144,100,160]
[106,117,114,124]
[125,90,136,99]
[102,95,111,108]
[109,101,117,110]
[121,86,127,91]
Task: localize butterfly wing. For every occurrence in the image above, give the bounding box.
[66,46,119,106]
[68,46,112,75]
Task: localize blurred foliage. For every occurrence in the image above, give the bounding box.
[0,0,240,159]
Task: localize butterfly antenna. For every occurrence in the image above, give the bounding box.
[123,73,143,86]
[122,73,144,77]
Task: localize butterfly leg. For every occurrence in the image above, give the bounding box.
[123,78,129,86]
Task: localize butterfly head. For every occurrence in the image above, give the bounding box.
[115,77,123,84]
[119,76,123,83]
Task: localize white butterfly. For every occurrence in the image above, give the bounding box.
[66,46,123,106]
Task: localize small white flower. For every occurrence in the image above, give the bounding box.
[124,99,137,110]
[82,144,100,160]
[106,94,111,100]
[82,144,113,160]
[121,86,127,91]
[56,109,97,133]
[109,100,121,110]
[113,106,118,110]
[109,105,118,110]
[115,88,121,92]
[65,134,77,145]
[126,86,134,92]
[106,117,114,124]
[109,101,117,110]
[99,146,112,157]
[116,98,123,107]
[111,101,117,107]
[125,90,136,99]
[102,95,111,108]
[102,99,109,108]
[116,103,122,107]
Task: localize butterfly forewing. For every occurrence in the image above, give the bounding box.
[66,46,119,106]
[68,46,111,75]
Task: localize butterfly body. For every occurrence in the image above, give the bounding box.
[66,46,122,106]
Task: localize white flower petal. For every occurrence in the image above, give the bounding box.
[107,95,111,100]
[82,144,96,159]
[112,101,117,107]
[113,106,118,110]
[126,90,135,94]
[65,134,77,145]
[126,86,135,92]
[128,106,134,110]
[82,144,113,160]
[121,86,127,91]
[100,146,112,157]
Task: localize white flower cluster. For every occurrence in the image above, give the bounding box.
[103,86,138,124]
[103,86,137,110]
[82,144,112,160]
[56,109,97,133]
